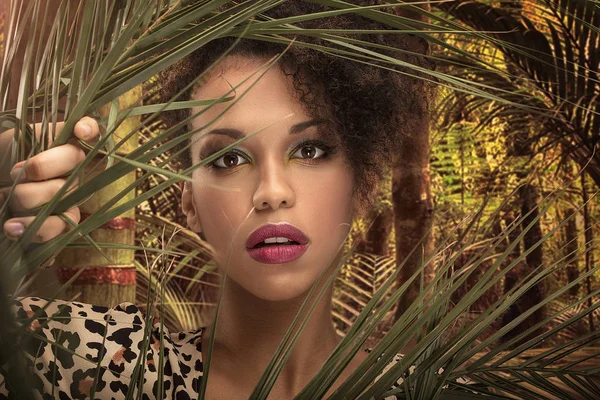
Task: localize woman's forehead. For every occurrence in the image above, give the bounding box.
[191,55,285,97]
[189,60,339,143]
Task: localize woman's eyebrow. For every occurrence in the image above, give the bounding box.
[289,118,328,134]
[205,119,328,139]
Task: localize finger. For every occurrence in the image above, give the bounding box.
[1,117,97,154]
[10,143,85,182]
[73,117,100,143]
[20,121,66,149]
[29,119,98,144]
[30,121,65,143]
[3,206,80,243]
[8,177,78,213]
[0,123,64,177]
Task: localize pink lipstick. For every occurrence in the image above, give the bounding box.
[246,223,309,264]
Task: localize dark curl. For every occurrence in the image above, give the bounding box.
[156,1,435,217]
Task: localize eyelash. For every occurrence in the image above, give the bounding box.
[205,139,336,171]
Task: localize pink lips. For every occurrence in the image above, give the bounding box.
[246,223,309,264]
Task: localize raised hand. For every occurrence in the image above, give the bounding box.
[1,117,100,243]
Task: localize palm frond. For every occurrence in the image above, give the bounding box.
[1,1,600,399]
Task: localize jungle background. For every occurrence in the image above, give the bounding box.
[1,0,599,399]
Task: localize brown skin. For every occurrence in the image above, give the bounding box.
[0,57,371,398]
[1,117,99,243]
[183,57,369,398]
[200,268,369,400]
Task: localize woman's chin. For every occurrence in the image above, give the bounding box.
[237,276,314,302]
[219,270,313,302]
[215,251,334,302]
[251,289,306,302]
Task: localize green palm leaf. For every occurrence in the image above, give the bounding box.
[1,1,599,399]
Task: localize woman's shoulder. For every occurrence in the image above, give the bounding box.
[2,296,205,399]
[10,296,153,348]
[9,295,206,362]
[10,295,204,335]
[12,295,144,322]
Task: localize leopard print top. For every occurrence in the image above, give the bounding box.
[0,297,408,400]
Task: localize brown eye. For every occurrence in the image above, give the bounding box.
[224,154,238,167]
[212,152,248,169]
[302,146,315,158]
[293,145,325,159]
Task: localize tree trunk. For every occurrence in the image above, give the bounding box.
[355,205,393,256]
[28,88,140,307]
[500,126,546,345]
[502,211,522,295]
[392,155,434,321]
[54,88,140,306]
[500,211,524,333]
[391,0,435,323]
[500,183,546,345]
[514,182,546,333]
[564,208,580,298]
[581,173,596,332]
[3,1,138,306]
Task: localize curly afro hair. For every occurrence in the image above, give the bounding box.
[156,1,434,218]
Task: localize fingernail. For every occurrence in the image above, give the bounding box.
[10,163,26,182]
[5,222,24,238]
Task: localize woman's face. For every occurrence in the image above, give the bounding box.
[182,57,355,302]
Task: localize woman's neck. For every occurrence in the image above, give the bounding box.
[202,273,342,396]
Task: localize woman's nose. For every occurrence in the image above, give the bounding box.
[252,163,295,211]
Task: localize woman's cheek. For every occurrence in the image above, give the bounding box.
[195,182,251,254]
